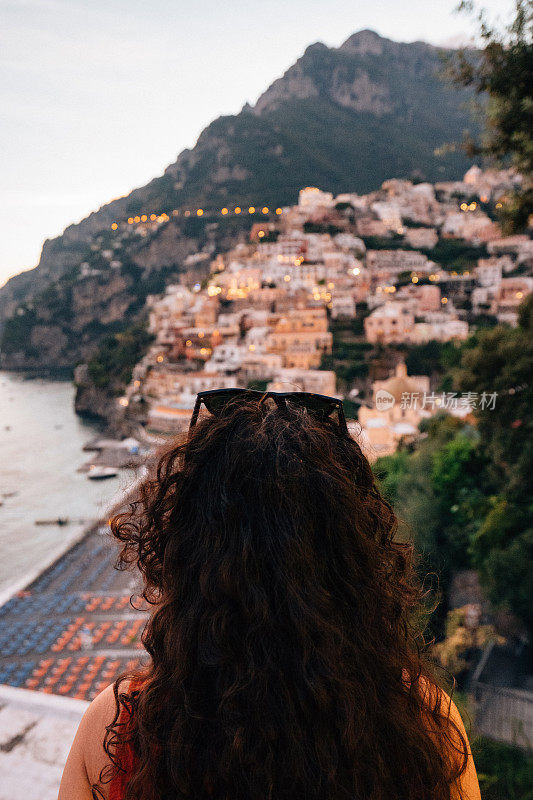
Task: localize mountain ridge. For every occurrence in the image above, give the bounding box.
[0,28,477,370]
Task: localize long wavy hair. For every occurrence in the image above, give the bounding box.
[96,399,468,800]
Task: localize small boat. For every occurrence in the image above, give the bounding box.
[35,517,70,526]
[88,466,118,480]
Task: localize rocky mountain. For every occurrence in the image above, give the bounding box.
[0,29,477,373]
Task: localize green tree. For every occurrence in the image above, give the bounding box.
[449,0,533,232]
[453,294,533,631]
[431,430,489,567]
[470,736,533,800]
[376,299,533,635]
[87,323,154,392]
[455,294,533,498]
[374,416,475,636]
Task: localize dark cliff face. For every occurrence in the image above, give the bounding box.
[163,31,475,207]
[0,29,476,372]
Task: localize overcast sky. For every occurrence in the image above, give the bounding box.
[0,0,514,286]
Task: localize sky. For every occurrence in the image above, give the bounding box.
[0,0,515,287]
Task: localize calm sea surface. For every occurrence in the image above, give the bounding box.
[0,373,130,595]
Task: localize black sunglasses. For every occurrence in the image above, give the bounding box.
[189,388,348,433]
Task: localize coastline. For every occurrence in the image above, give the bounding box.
[0,472,143,610]
[0,468,149,703]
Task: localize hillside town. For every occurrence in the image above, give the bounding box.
[2,4,533,793]
[111,166,531,459]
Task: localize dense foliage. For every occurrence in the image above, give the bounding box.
[375,294,533,636]
[449,0,533,232]
[470,736,533,799]
[87,324,154,391]
[454,294,533,630]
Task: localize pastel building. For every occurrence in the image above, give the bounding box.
[364,303,415,344]
[267,368,337,396]
[266,308,333,369]
[358,364,430,460]
[490,277,533,325]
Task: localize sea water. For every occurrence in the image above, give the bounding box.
[0,373,129,595]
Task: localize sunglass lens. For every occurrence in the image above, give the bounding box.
[202,390,260,416]
[284,395,339,420]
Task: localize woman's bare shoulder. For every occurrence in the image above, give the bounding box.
[405,674,481,800]
[58,681,130,799]
[83,681,132,783]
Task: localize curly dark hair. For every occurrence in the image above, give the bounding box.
[96,399,468,800]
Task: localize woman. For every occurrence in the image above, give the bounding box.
[59,390,481,800]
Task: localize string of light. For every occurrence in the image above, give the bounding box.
[110,205,284,231]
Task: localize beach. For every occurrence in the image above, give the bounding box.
[0,373,149,701]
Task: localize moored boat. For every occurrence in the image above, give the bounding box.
[87,466,118,480]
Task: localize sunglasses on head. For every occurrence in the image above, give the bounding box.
[189,388,348,433]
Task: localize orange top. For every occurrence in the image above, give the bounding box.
[108,679,143,800]
[108,681,480,800]
[109,740,136,800]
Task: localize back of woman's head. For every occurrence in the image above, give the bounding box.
[104,399,468,800]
